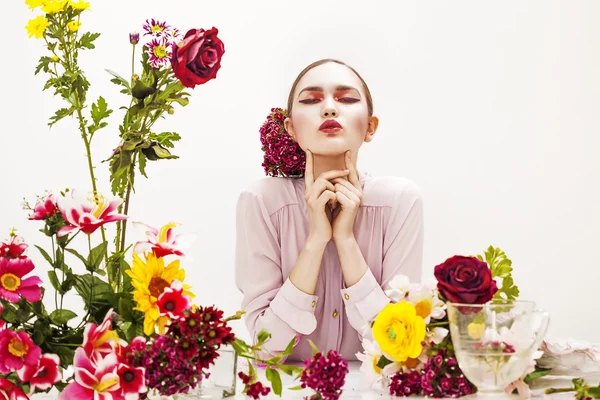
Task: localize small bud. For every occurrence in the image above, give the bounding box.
[167,107,175,115]
[131,74,139,82]
[129,32,140,45]
[51,55,59,62]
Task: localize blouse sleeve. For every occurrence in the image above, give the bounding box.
[235,189,318,359]
[340,180,425,333]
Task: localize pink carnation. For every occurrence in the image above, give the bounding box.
[300,350,349,400]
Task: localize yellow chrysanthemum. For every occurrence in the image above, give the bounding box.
[69,0,90,10]
[41,0,68,14]
[25,16,49,39]
[126,252,195,336]
[372,301,426,362]
[25,0,44,10]
[67,20,81,32]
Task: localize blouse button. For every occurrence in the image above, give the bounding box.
[311,300,316,308]
[332,310,338,318]
[344,293,350,300]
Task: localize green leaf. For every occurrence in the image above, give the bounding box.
[376,355,394,370]
[89,96,112,135]
[1,304,16,323]
[265,367,283,396]
[73,273,114,312]
[282,336,296,356]
[49,309,78,325]
[151,132,181,148]
[88,241,108,272]
[78,32,101,49]
[288,385,304,391]
[47,270,62,293]
[35,56,53,75]
[307,339,319,355]
[132,79,155,100]
[231,339,250,355]
[257,330,271,344]
[105,69,131,90]
[524,367,551,384]
[277,364,303,376]
[65,248,88,268]
[111,150,132,175]
[48,107,75,127]
[138,152,148,178]
[588,386,600,397]
[35,245,54,266]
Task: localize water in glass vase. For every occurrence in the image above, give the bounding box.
[457,351,531,392]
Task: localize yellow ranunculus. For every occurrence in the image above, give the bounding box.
[25,16,49,39]
[372,301,426,362]
[41,0,68,14]
[67,21,81,32]
[69,0,90,10]
[25,0,44,10]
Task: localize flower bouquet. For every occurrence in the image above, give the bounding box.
[356,246,555,398]
[1,1,309,398]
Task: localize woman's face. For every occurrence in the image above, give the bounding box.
[285,62,377,157]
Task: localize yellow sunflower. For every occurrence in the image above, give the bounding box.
[126,252,195,335]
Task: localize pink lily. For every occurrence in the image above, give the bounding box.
[132,222,196,258]
[0,378,29,400]
[82,309,125,363]
[27,194,58,221]
[0,257,42,303]
[17,353,62,394]
[59,348,123,400]
[57,190,127,237]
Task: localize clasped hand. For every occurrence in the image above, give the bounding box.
[304,149,362,244]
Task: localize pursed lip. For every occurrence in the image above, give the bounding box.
[319,119,342,130]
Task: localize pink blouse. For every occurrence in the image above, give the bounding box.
[234,171,424,362]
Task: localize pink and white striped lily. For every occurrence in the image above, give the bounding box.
[59,348,123,400]
[132,222,196,258]
[57,190,127,237]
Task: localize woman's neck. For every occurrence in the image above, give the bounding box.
[310,153,357,181]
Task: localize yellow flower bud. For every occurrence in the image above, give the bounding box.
[67,21,81,32]
[467,322,485,340]
[51,55,59,62]
[168,107,175,115]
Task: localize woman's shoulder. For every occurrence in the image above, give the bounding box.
[237,176,303,216]
[362,173,422,208]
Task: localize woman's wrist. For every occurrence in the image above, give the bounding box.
[306,234,330,250]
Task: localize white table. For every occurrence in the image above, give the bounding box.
[30,360,600,399]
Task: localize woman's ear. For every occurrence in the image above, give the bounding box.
[364,116,379,143]
[284,117,296,142]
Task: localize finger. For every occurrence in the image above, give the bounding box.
[309,179,335,203]
[335,183,360,205]
[330,178,362,198]
[304,150,314,192]
[317,190,337,209]
[345,150,360,189]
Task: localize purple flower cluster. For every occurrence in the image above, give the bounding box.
[136,334,205,397]
[260,108,306,178]
[130,307,235,397]
[238,371,271,399]
[389,370,421,397]
[388,349,476,398]
[300,350,349,400]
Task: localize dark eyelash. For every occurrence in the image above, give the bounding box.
[299,98,359,104]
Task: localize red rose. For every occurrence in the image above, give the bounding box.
[434,256,498,304]
[171,27,225,88]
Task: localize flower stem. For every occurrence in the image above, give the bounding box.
[544,387,574,394]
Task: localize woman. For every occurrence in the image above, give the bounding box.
[235,58,424,362]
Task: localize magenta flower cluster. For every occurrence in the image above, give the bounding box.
[300,350,349,400]
[260,107,305,178]
[389,349,476,398]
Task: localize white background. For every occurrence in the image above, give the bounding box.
[1,1,599,344]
